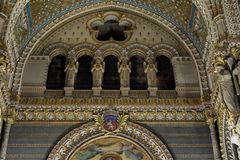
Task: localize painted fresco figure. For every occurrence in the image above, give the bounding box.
[144,58,158,88]
[118,58,131,88]
[64,57,78,87]
[91,58,105,87]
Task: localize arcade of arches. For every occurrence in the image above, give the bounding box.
[0,0,240,160]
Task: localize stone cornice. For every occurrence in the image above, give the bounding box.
[13,97,207,122]
[19,97,203,107]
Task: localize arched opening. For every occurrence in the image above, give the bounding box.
[130,56,147,90]
[102,55,120,89]
[74,55,93,89]
[46,55,66,89]
[156,56,175,90]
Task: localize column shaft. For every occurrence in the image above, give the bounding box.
[209,123,221,160]
[0,121,12,160]
[0,118,2,137]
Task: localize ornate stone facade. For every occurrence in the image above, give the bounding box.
[0,1,240,160]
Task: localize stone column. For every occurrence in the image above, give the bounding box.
[0,117,2,138]
[206,117,221,160]
[0,118,13,160]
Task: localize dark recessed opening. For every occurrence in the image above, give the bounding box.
[156,56,175,90]
[97,20,127,41]
[130,56,148,90]
[74,55,93,89]
[46,55,66,89]
[102,55,120,90]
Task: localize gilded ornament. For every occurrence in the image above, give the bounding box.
[93,111,128,134]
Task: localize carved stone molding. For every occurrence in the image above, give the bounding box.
[47,121,174,160]
[19,97,203,106]
[15,109,205,122]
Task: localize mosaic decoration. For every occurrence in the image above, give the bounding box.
[69,137,150,160]
[13,0,207,53]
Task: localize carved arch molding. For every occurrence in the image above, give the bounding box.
[47,122,173,160]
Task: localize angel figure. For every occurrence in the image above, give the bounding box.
[91,58,105,87]
[118,58,131,87]
[144,59,158,88]
[64,57,78,87]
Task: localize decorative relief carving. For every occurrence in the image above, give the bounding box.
[16,109,205,122]
[19,97,202,106]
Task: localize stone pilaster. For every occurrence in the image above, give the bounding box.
[0,118,13,160]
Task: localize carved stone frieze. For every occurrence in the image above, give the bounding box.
[19,97,203,106]
[15,109,205,122]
